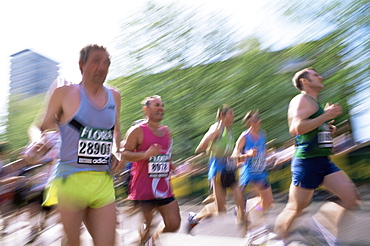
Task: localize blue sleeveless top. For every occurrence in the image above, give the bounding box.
[56,84,116,177]
[240,130,266,175]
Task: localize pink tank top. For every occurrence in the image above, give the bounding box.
[128,123,174,200]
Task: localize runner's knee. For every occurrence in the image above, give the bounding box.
[341,198,359,210]
[261,199,273,210]
[164,218,181,232]
[285,203,305,215]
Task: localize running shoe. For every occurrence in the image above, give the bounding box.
[186,212,198,234]
[244,225,276,246]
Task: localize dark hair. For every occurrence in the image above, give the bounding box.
[292,67,315,91]
[242,109,259,125]
[216,104,233,121]
[79,44,110,70]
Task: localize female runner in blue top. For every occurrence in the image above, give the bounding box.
[233,109,273,220]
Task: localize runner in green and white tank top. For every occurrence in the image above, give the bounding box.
[208,123,234,157]
[294,100,334,159]
[187,105,246,234]
[274,67,360,242]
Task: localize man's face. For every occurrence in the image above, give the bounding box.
[81,49,110,84]
[146,98,164,122]
[305,69,324,91]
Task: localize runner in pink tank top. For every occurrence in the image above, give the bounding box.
[122,95,181,245]
[128,123,174,200]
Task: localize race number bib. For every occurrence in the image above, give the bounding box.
[318,123,333,148]
[77,126,113,165]
[148,154,170,178]
[250,151,266,173]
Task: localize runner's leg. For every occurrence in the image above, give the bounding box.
[322,171,360,209]
[274,183,314,239]
[83,202,116,246]
[231,183,246,225]
[255,185,273,211]
[213,181,227,213]
[58,207,84,246]
[140,202,156,243]
[157,200,181,233]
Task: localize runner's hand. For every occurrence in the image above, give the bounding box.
[145,143,162,158]
[24,142,49,164]
[110,152,126,173]
[328,120,337,134]
[245,148,257,158]
[324,102,342,120]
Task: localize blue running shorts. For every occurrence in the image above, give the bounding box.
[291,156,340,189]
[240,171,270,190]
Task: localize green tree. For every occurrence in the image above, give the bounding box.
[5,93,45,160]
[111,0,242,77]
[111,35,351,161]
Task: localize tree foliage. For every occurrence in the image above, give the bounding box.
[111,34,354,161]
[4,94,45,160]
[111,0,241,77]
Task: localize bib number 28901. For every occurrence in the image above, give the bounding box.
[77,126,113,165]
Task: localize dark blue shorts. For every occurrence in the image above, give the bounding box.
[291,156,340,189]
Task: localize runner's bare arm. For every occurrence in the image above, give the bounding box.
[110,89,125,171]
[195,123,220,154]
[112,89,122,152]
[121,126,162,162]
[232,133,246,166]
[40,87,64,133]
[288,94,341,136]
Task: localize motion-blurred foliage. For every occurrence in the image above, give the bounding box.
[3,0,367,162]
[111,33,356,161]
[5,94,45,159]
[111,1,240,77]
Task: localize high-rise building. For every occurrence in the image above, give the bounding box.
[10,49,59,97]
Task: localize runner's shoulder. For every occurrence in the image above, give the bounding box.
[127,123,144,136]
[289,94,316,108]
[52,83,77,97]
